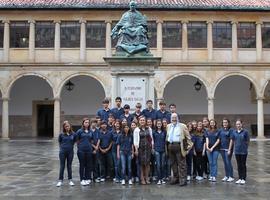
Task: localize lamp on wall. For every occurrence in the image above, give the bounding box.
[65,80,75,91]
[194,79,202,91]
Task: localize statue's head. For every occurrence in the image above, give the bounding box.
[129,1,137,11]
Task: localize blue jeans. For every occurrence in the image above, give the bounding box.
[155,151,165,180]
[59,150,74,180]
[206,150,219,178]
[220,150,233,178]
[112,151,121,180]
[77,150,92,181]
[120,151,132,180]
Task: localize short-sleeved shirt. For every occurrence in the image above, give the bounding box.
[219,128,234,150]
[116,134,133,154]
[76,129,93,152]
[99,130,113,149]
[58,132,75,152]
[112,130,121,152]
[153,130,166,152]
[205,129,220,151]
[120,114,134,125]
[156,109,169,121]
[96,108,112,122]
[111,107,124,120]
[193,132,205,152]
[232,129,250,155]
[90,128,100,146]
[132,111,143,122]
[142,108,157,121]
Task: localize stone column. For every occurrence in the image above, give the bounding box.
[54,20,61,62]
[207,97,215,120]
[28,20,35,62]
[148,73,155,104]
[80,19,86,62]
[207,20,213,61]
[182,20,188,60]
[54,98,61,138]
[231,21,238,62]
[256,21,263,62]
[157,20,163,57]
[257,97,265,138]
[2,97,9,139]
[3,20,10,62]
[105,20,112,57]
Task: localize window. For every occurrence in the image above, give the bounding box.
[213,22,232,48]
[10,21,29,48]
[35,21,54,48]
[148,21,157,48]
[0,23,4,48]
[162,22,182,48]
[188,22,207,48]
[262,22,270,48]
[86,21,106,48]
[60,21,80,48]
[237,22,256,48]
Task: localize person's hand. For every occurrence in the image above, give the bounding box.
[135,150,138,156]
[131,154,134,159]
[227,150,231,155]
[202,151,205,156]
[193,151,197,156]
[117,153,120,160]
[93,150,96,154]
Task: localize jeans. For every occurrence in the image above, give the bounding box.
[59,150,74,180]
[112,151,121,180]
[120,151,132,180]
[235,154,247,180]
[155,151,166,180]
[206,150,219,178]
[186,150,193,176]
[92,151,100,179]
[77,150,92,181]
[99,151,113,179]
[220,150,234,178]
[194,151,205,177]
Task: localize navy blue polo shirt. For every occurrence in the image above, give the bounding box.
[153,130,166,152]
[205,130,220,151]
[112,130,121,153]
[219,128,234,150]
[111,107,124,120]
[166,112,180,123]
[99,130,113,149]
[120,114,134,125]
[90,128,100,146]
[193,133,205,152]
[96,108,111,122]
[58,132,75,152]
[107,124,114,132]
[156,109,169,121]
[232,129,250,155]
[142,108,157,120]
[132,111,143,121]
[76,129,93,152]
[116,134,133,154]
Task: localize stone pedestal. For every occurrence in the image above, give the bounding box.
[104,56,161,110]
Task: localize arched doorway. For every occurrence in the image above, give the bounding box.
[163,75,208,123]
[60,75,106,131]
[9,75,54,138]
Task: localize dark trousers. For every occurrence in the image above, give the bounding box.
[92,152,100,179]
[59,150,74,180]
[99,151,113,179]
[186,150,193,176]
[235,154,247,180]
[77,150,92,181]
[194,152,205,177]
[203,154,210,175]
[168,143,187,184]
[132,155,140,179]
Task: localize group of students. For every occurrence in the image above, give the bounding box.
[56,97,250,187]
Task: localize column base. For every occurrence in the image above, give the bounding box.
[0,137,10,141]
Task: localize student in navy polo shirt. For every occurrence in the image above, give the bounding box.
[107,114,115,132]
[193,121,206,181]
[132,102,143,123]
[166,104,180,123]
[96,98,111,122]
[153,119,166,185]
[156,101,169,121]
[117,125,134,185]
[205,119,220,182]
[232,119,250,185]
[56,121,76,187]
[120,104,134,126]
[219,118,234,183]
[142,100,157,124]
[111,97,125,120]
[96,116,101,130]
[89,119,101,183]
[98,121,114,181]
[76,118,93,186]
[111,120,122,183]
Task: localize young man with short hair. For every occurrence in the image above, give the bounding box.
[97,98,112,122]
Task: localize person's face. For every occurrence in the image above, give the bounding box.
[65,124,71,132]
[170,106,176,113]
[187,125,192,132]
[139,118,146,126]
[136,106,141,112]
[171,115,177,124]
[147,102,153,109]
[203,119,209,127]
[162,120,167,128]
[192,122,197,129]
[124,108,129,114]
[101,123,107,130]
[159,104,166,110]
[209,120,216,129]
[103,103,109,109]
[156,121,162,129]
[131,123,137,130]
[91,122,97,128]
[122,120,128,127]
[115,99,121,107]
[108,117,114,123]
[124,126,130,134]
[147,119,152,127]
[83,120,90,128]
[115,122,120,129]
[197,123,203,132]
[236,121,242,130]
[223,120,229,128]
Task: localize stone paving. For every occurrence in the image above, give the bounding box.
[0,139,270,200]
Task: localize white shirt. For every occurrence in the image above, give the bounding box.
[133,127,153,148]
[167,123,181,143]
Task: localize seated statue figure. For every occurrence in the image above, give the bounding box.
[111,1,150,55]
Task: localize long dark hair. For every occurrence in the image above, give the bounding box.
[81,118,90,130]
[221,118,231,129]
[63,121,73,134]
[209,119,218,132]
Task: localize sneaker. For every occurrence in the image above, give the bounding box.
[56,181,62,187]
[81,180,87,186]
[197,176,204,181]
[85,180,91,185]
[187,176,191,181]
[100,178,105,182]
[222,176,228,182]
[240,180,246,185]
[157,180,161,185]
[152,177,157,181]
[203,175,207,179]
[135,177,140,183]
[212,177,217,182]
[235,179,242,184]
[162,179,166,184]
[121,180,125,185]
[95,178,100,183]
[129,179,133,185]
[227,177,234,182]
[69,180,75,186]
[208,176,213,181]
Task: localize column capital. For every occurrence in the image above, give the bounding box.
[206,20,213,24]
[54,97,61,102]
[2,19,10,24]
[256,96,265,101]
[79,18,87,24]
[181,20,189,24]
[256,21,263,25]
[156,19,163,24]
[53,20,61,24]
[105,19,112,24]
[231,20,238,25]
[28,19,35,24]
[1,97,10,101]
[207,97,215,101]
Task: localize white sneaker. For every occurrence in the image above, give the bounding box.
[56,181,62,187]
[227,177,234,182]
[135,177,140,183]
[235,179,242,184]
[162,179,166,184]
[222,176,228,182]
[240,179,246,185]
[157,180,161,185]
[69,180,75,186]
[95,178,100,183]
[208,176,213,181]
[121,180,125,185]
[100,178,105,182]
[187,176,191,181]
[85,180,91,185]
[129,179,133,185]
[212,177,217,182]
[197,176,203,181]
[81,180,87,186]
